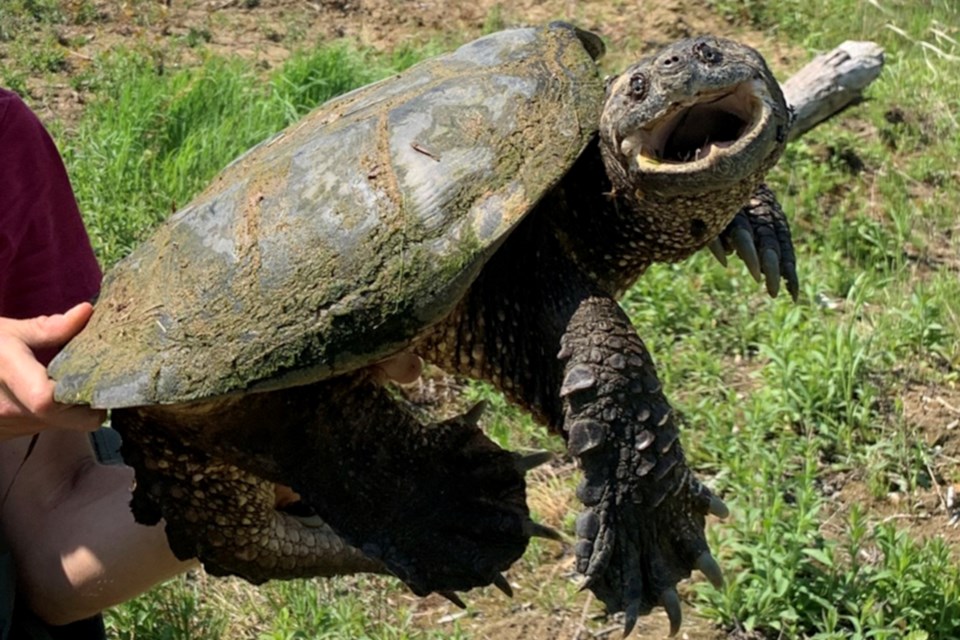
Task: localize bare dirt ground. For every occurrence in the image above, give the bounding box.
[834,379,960,553]
[17,0,802,127]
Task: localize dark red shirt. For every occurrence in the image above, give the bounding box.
[0,88,102,363]
[0,90,107,639]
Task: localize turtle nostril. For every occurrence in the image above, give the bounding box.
[659,53,685,71]
[693,41,723,65]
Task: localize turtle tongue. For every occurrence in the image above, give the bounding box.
[692,138,736,161]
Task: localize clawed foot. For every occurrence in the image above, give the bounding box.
[708,183,799,301]
[558,296,731,636]
[574,468,728,636]
[116,380,560,594]
[288,394,559,601]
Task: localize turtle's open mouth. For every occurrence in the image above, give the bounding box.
[621,79,771,169]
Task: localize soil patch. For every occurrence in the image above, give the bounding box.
[8,0,802,128]
[824,378,960,555]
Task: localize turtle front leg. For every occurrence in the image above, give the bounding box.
[558,295,727,635]
[420,273,727,634]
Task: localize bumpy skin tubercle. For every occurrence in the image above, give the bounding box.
[117,407,387,580]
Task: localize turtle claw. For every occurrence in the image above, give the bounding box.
[493,573,514,597]
[513,450,553,473]
[709,495,729,519]
[623,598,641,638]
[707,237,727,267]
[661,588,682,637]
[784,259,800,302]
[762,248,780,298]
[718,184,799,301]
[461,400,487,426]
[695,551,724,588]
[439,591,467,609]
[523,519,564,542]
[732,227,762,282]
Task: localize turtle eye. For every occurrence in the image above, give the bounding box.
[628,72,648,100]
[693,41,723,65]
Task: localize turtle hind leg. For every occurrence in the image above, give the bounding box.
[271,377,544,598]
[127,374,548,599]
[113,408,385,584]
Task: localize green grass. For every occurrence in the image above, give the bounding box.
[105,573,468,640]
[4,0,960,637]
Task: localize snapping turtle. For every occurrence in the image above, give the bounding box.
[50,23,793,634]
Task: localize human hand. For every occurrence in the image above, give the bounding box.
[0,303,106,440]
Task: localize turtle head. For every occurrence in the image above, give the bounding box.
[598,36,790,258]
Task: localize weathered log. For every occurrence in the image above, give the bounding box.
[781,40,886,141]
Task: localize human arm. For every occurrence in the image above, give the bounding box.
[0,429,198,625]
[0,302,197,625]
[0,304,423,626]
[0,304,422,624]
[0,87,198,626]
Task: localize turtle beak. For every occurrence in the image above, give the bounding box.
[619,79,772,170]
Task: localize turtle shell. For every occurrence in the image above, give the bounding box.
[51,23,604,409]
